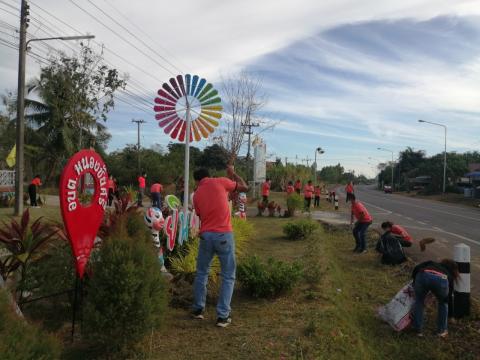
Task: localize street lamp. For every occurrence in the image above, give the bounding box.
[377,147,394,191]
[314,147,324,185]
[418,119,447,194]
[14,9,95,216]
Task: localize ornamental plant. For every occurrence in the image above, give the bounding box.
[285,193,303,217]
[283,219,319,240]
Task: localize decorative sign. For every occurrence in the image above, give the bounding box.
[59,150,108,278]
[253,137,266,183]
[154,74,222,141]
[165,194,181,210]
[235,192,247,219]
[164,209,179,251]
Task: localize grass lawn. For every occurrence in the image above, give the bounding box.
[0,204,61,224]
[146,214,480,360]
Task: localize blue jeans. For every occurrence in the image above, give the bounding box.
[413,271,449,333]
[193,232,236,318]
[151,192,161,209]
[353,222,371,251]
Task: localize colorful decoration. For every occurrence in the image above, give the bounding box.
[165,194,181,210]
[144,207,166,271]
[164,209,179,251]
[59,150,108,278]
[235,192,247,219]
[154,74,222,141]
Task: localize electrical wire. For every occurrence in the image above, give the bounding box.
[68,0,177,76]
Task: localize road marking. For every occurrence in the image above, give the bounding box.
[433,226,444,232]
[431,229,480,247]
[417,221,427,225]
[405,216,413,221]
[361,201,392,215]
[360,189,480,222]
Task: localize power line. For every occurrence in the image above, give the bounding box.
[101,0,190,71]
[67,0,177,76]
[85,0,183,74]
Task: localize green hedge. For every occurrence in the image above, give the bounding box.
[237,255,303,298]
[83,236,168,356]
[0,289,61,360]
[283,219,319,240]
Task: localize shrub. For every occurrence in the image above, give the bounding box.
[170,217,254,280]
[0,289,61,360]
[237,255,303,298]
[283,219,319,240]
[286,193,303,217]
[83,236,167,356]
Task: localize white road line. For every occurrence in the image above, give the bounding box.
[405,216,413,221]
[433,226,444,232]
[360,190,480,222]
[432,229,480,247]
[417,221,427,225]
[361,201,392,214]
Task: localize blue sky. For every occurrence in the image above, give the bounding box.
[1,0,480,176]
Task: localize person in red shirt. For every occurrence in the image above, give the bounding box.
[303,180,314,211]
[28,175,42,207]
[345,181,355,203]
[286,181,294,195]
[314,185,321,207]
[350,194,373,253]
[261,178,271,205]
[381,221,413,247]
[192,166,248,328]
[150,181,163,209]
[137,172,146,207]
[107,175,115,207]
[294,179,302,194]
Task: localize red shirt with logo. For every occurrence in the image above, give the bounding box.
[351,201,373,223]
[150,183,163,193]
[303,185,314,199]
[294,181,302,190]
[193,177,237,233]
[391,224,412,243]
[262,181,270,196]
[138,176,146,189]
[30,177,42,186]
[345,183,354,194]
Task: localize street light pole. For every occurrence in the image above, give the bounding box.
[13,14,95,215]
[377,147,394,191]
[418,120,447,194]
[314,147,324,185]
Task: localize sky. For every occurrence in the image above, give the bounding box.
[1,0,480,177]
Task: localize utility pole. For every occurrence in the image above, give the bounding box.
[14,0,28,216]
[303,156,311,167]
[132,119,145,172]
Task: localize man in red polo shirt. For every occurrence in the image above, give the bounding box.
[345,181,355,203]
[137,172,146,207]
[381,221,413,247]
[261,178,271,205]
[303,180,314,211]
[294,179,302,194]
[150,181,163,209]
[350,194,373,253]
[191,166,248,328]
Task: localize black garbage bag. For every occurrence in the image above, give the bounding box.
[376,233,407,265]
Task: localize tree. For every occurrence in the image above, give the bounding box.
[30,46,126,182]
[214,71,268,161]
[197,144,229,170]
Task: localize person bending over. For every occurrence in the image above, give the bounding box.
[191,166,248,328]
[411,259,459,338]
[350,194,373,253]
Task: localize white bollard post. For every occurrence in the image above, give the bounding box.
[334,194,339,211]
[453,243,470,318]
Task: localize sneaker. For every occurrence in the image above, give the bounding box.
[437,331,448,338]
[360,249,368,254]
[191,309,204,320]
[216,316,232,328]
[352,247,360,253]
[416,332,424,338]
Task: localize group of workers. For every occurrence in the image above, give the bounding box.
[346,183,458,338]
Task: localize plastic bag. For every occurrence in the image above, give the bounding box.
[378,282,414,331]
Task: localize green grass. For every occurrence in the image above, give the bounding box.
[0,205,61,224]
[147,216,480,360]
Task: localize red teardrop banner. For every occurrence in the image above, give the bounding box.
[59,149,108,278]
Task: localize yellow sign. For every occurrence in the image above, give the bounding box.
[6,145,15,168]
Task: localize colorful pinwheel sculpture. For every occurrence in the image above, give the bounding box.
[154,74,222,141]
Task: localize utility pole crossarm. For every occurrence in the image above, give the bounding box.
[132,119,146,172]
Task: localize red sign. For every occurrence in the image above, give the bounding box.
[59,150,108,278]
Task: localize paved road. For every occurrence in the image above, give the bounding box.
[339,185,480,293]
